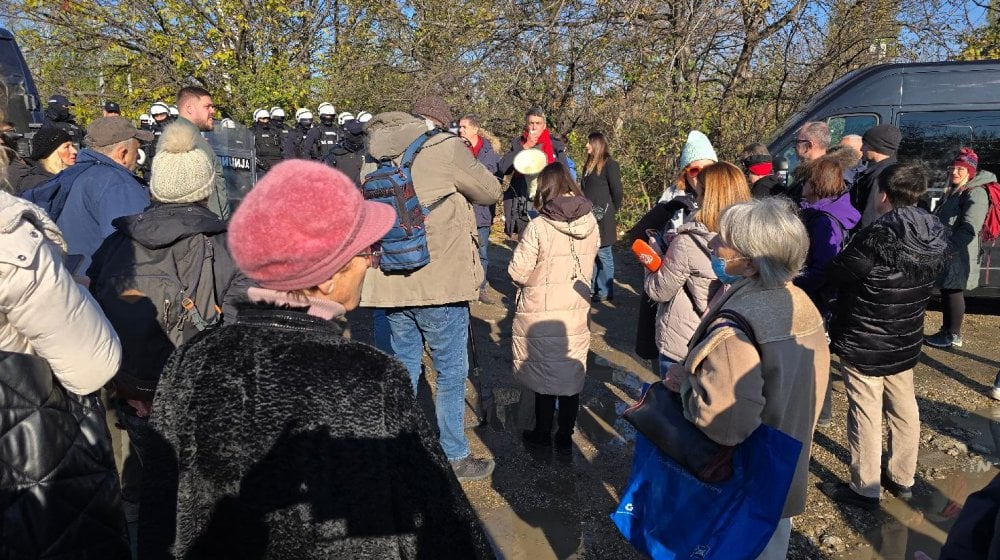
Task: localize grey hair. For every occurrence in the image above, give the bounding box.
[799,121,831,150]
[719,197,808,289]
[526,106,546,121]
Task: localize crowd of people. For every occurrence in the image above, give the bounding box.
[0,85,998,560]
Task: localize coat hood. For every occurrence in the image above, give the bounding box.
[966,169,998,188]
[540,196,597,239]
[112,203,226,249]
[802,191,861,231]
[820,145,862,170]
[0,191,67,252]
[366,112,439,161]
[867,206,948,275]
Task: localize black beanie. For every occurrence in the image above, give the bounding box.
[30,126,73,161]
[861,124,902,157]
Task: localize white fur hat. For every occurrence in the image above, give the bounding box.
[150,123,215,204]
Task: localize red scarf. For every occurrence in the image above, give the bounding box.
[469,135,483,158]
[522,128,556,164]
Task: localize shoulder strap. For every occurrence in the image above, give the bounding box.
[179,236,220,331]
[399,129,441,169]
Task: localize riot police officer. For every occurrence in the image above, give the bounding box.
[283,108,313,159]
[325,118,369,186]
[43,94,85,147]
[251,108,283,172]
[304,102,340,162]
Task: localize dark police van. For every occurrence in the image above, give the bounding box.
[769,60,1000,298]
[0,28,44,143]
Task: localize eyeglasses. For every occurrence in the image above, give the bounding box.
[686,165,704,178]
[357,242,382,269]
[795,138,811,146]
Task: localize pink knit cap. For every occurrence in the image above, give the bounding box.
[228,160,395,291]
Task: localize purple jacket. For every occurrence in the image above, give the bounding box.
[795,192,861,317]
[471,137,502,228]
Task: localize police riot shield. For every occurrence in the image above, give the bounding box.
[204,119,257,208]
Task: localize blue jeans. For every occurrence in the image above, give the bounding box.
[477,226,491,289]
[658,354,677,380]
[384,304,470,461]
[592,245,615,299]
[372,308,391,353]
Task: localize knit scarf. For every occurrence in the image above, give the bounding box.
[522,128,555,164]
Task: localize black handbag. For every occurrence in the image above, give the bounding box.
[0,351,129,558]
[622,309,759,483]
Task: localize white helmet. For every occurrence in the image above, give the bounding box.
[149,102,169,116]
[317,103,336,117]
[139,113,152,125]
[269,106,285,118]
[221,118,237,129]
[295,108,312,120]
[168,105,179,117]
[253,108,270,121]
[337,112,355,126]
[356,111,373,123]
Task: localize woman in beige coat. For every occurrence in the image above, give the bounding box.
[665,198,829,560]
[644,161,751,377]
[509,162,599,454]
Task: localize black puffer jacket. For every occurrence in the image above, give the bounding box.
[138,303,495,559]
[6,158,54,194]
[750,174,786,198]
[827,206,949,376]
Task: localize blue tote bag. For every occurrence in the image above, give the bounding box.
[611,422,802,559]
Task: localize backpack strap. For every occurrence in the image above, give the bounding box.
[399,129,441,169]
[179,236,219,332]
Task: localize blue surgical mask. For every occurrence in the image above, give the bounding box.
[711,255,744,284]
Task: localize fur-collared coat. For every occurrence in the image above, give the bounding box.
[138,302,495,560]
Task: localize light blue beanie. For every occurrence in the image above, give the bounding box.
[679,130,718,170]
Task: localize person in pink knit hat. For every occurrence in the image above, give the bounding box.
[137,160,496,559]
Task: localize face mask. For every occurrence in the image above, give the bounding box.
[711,255,744,284]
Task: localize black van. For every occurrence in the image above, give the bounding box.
[768,60,1000,298]
[0,28,44,133]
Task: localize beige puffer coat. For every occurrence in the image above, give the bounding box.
[509,199,599,396]
[0,192,121,395]
[644,221,717,361]
[360,112,503,307]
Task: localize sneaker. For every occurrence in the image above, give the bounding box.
[990,370,1000,401]
[451,456,495,481]
[819,482,880,511]
[925,331,958,349]
[881,473,913,500]
[478,288,497,305]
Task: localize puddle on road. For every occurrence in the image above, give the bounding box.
[836,406,999,559]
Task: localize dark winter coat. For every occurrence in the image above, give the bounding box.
[581,158,624,247]
[498,134,569,235]
[282,123,312,159]
[471,136,502,228]
[827,206,948,376]
[306,122,341,161]
[6,158,53,194]
[850,156,897,229]
[137,302,495,560]
[934,171,993,291]
[327,133,369,187]
[794,192,861,318]
[250,122,284,170]
[87,203,254,399]
[750,174,786,198]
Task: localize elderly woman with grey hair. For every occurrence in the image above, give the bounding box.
[664,197,830,559]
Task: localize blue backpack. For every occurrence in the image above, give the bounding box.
[361,129,440,272]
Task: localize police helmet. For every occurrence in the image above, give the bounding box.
[270,107,286,119]
[295,108,312,120]
[357,111,373,123]
[149,102,170,116]
[168,105,179,117]
[139,113,152,125]
[253,108,270,121]
[317,102,336,116]
[337,112,355,126]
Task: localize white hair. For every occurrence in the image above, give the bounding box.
[719,198,809,289]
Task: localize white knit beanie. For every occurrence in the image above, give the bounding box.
[679,130,719,170]
[150,123,215,204]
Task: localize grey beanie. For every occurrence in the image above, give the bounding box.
[679,130,719,170]
[150,123,215,204]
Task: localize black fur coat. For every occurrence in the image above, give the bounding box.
[138,303,495,559]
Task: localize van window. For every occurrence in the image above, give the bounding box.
[773,113,878,175]
[896,111,1000,207]
[828,114,878,144]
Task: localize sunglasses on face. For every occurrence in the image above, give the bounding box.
[357,242,382,269]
